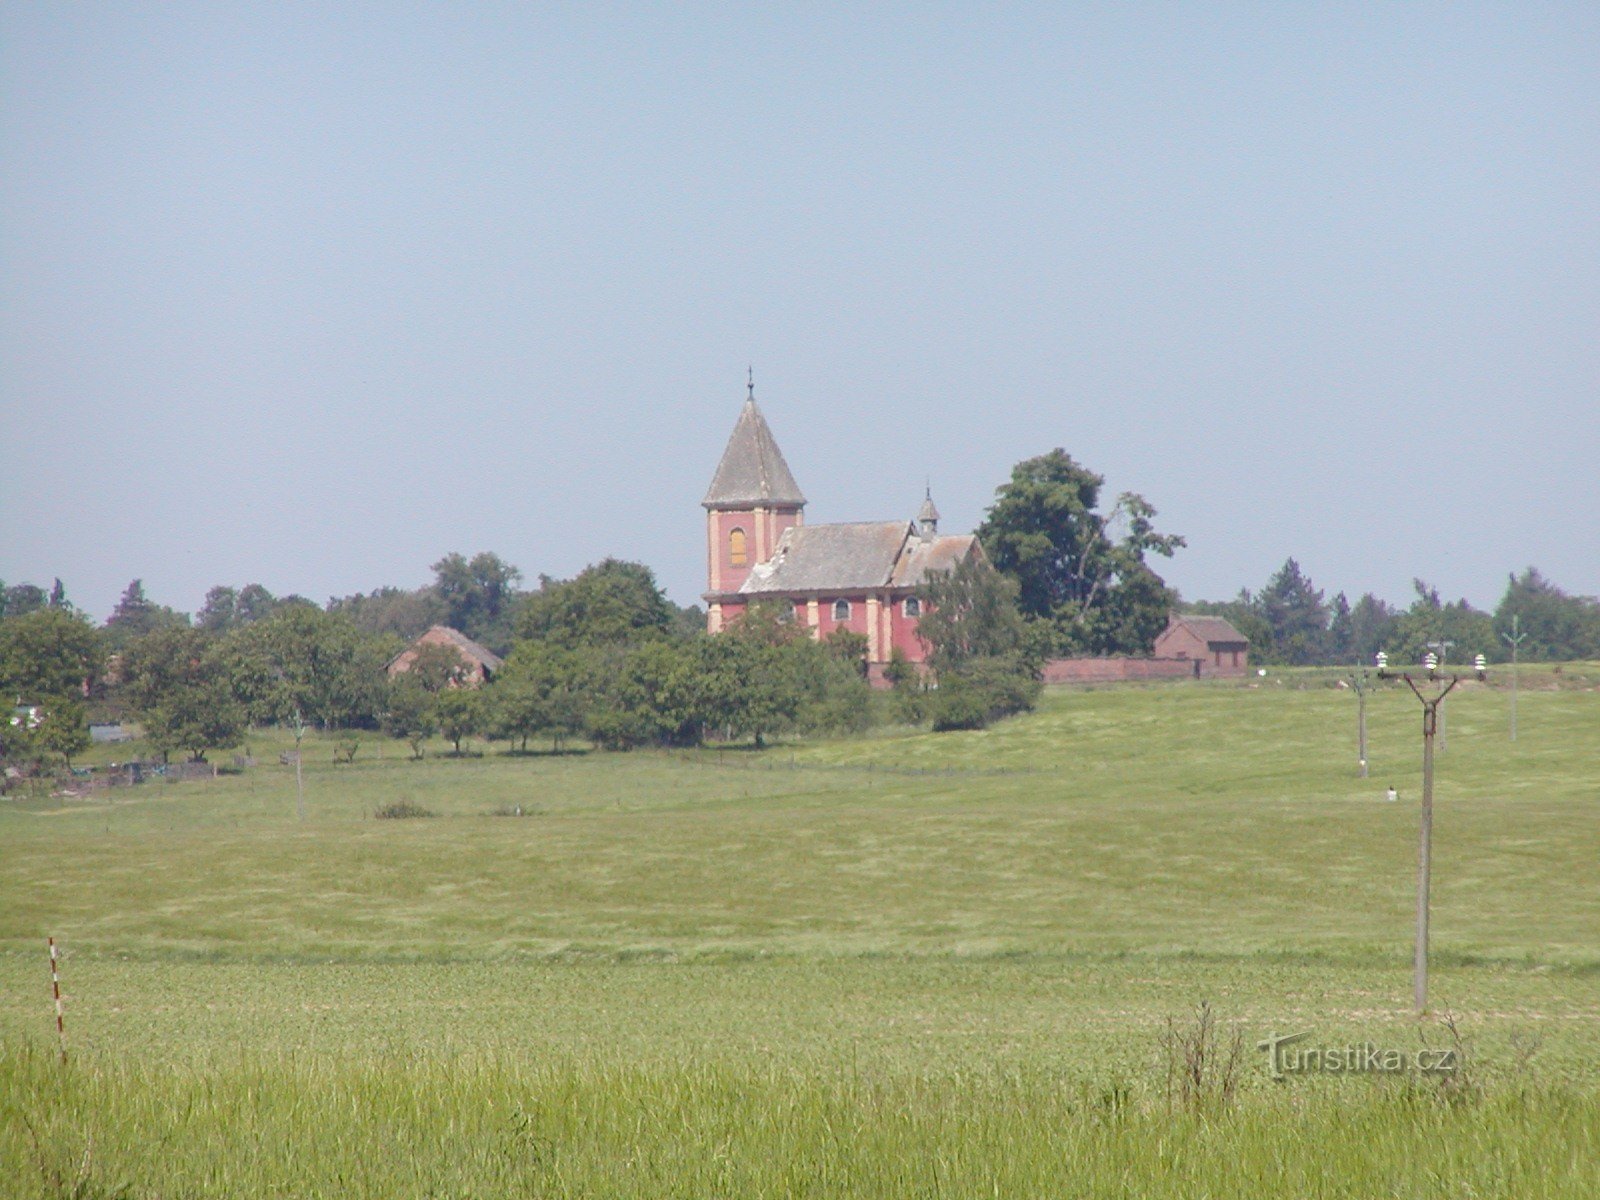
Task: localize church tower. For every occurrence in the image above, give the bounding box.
[702,375,805,631]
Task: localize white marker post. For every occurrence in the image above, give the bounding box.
[48,936,66,1066]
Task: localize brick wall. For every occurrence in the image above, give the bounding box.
[1039,657,1203,684]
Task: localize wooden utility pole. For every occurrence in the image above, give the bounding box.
[1424,640,1455,751]
[1378,651,1486,1016]
[289,709,307,822]
[1349,666,1373,777]
[1502,615,1527,741]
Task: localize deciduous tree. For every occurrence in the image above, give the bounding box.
[382,677,437,759]
[434,687,482,755]
[0,609,103,704]
[915,555,1027,672]
[517,559,677,650]
[431,552,524,651]
[1494,568,1600,662]
[976,450,1183,655]
[216,607,387,728]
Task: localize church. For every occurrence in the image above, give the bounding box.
[703,380,983,681]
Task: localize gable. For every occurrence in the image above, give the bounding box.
[1168,615,1249,648]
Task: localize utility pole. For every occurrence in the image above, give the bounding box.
[1377,650,1487,1016]
[1348,664,1373,777]
[289,708,307,822]
[1502,615,1527,742]
[1424,640,1455,751]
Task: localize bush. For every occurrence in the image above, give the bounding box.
[929,682,992,731]
[929,656,1041,732]
[373,800,437,820]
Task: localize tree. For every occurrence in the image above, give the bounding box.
[913,555,1041,731]
[491,641,590,751]
[976,450,1184,655]
[582,640,706,749]
[116,626,243,761]
[407,643,472,693]
[328,586,448,641]
[215,607,387,728]
[1388,580,1494,665]
[434,688,482,755]
[1346,593,1398,665]
[1326,593,1354,663]
[1,697,91,771]
[431,552,524,651]
[0,609,104,704]
[1256,558,1329,666]
[197,586,239,632]
[383,677,437,759]
[236,584,281,625]
[1,582,48,620]
[915,554,1028,672]
[104,579,189,651]
[35,699,90,768]
[118,626,211,714]
[1494,568,1600,662]
[517,559,677,650]
[144,679,245,762]
[715,614,811,746]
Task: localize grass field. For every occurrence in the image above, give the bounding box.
[2,671,1597,1196]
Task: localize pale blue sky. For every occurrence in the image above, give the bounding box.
[4,3,1597,620]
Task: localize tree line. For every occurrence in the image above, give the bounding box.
[8,445,1591,776]
[1185,560,1600,668]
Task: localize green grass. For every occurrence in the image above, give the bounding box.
[2,675,1597,1196]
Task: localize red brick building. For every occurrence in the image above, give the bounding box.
[1150,614,1250,676]
[703,383,981,679]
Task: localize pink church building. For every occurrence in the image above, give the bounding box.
[703,382,983,680]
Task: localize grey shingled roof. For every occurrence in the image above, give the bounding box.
[738,523,979,595]
[1171,615,1249,647]
[891,533,980,586]
[703,398,807,508]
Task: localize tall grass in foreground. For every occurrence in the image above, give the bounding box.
[3,1043,1595,1199]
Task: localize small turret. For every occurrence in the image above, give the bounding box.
[916,485,940,541]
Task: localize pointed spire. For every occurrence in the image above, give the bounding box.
[703,375,806,509]
[917,483,940,539]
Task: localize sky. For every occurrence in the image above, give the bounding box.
[3,3,1597,621]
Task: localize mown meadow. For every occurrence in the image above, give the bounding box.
[2,669,1597,1196]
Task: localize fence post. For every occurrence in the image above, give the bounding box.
[48,937,66,1066]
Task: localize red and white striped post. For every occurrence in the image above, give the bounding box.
[48,936,66,1066]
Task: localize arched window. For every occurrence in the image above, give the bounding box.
[729,528,747,567]
[833,598,851,621]
[903,597,921,618]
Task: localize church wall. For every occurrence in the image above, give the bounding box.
[887,597,931,663]
[707,506,802,596]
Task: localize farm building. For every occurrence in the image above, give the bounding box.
[702,381,983,681]
[386,625,503,686]
[1151,614,1250,676]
